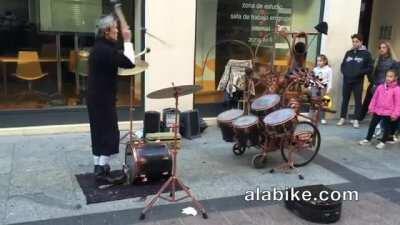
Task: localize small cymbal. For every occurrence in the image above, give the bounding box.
[118,59,149,76]
[147,85,202,99]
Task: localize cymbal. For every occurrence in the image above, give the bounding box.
[147,85,202,99]
[118,59,149,76]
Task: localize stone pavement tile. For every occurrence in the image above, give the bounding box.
[0,174,10,201]
[335,193,400,225]
[0,145,13,176]
[186,175,253,200]
[180,212,229,225]
[0,200,6,225]
[221,209,256,225]
[12,147,68,173]
[359,193,400,224]
[156,218,183,225]
[242,206,282,225]
[0,143,14,157]
[261,205,309,225]
[318,135,400,180]
[9,170,75,198]
[5,196,82,225]
[0,156,12,175]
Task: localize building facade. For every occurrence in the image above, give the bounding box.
[0,0,396,127]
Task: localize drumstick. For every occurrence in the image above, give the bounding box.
[113,2,129,31]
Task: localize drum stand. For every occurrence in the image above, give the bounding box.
[269,139,304,180]
[140,90,208,220]
[270,148,304,180]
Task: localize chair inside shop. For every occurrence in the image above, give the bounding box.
[13,51,49,99]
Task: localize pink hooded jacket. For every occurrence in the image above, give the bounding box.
[369,81,400,118]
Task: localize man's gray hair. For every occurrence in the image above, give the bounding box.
[95,14,116,37]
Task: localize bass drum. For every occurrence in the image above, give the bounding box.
[124,142,172,184]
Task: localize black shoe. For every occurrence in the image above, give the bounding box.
[94,165,103,176]
[94,165,111,176]
[103,165,111,176]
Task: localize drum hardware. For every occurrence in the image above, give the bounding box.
[140,84,208,220]
[118,57,150,144]
[246,108,320,180]
[217,109,244,142]
[231,114,261,155]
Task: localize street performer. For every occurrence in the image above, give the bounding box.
[87,14,135,183]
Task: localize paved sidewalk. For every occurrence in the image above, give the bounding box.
[0,121,400,225]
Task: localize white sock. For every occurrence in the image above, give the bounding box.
[99,156,110,166]
[93,156,100,165]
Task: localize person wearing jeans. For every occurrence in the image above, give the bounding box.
[337,34,373,128]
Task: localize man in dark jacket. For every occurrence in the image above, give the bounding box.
[87,14,135,183]
[337,34,373,128]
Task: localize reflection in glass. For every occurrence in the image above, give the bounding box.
[0,0,142,110]
[194,0,322,106]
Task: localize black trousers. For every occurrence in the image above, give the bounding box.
[340,81,363,120]
[87,96,120,157]
[359,83,375,121]
[366,114,392,142]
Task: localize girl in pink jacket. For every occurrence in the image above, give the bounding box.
[359,69,400,149]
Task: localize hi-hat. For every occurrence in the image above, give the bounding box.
[147,85,202,99]
[118,59,149,76]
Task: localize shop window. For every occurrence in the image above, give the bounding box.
[0,0,142,110]
[194,0,323,107]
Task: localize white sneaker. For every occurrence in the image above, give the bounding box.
[386,136,398,144]
[353,120,360,128]
[337,118,345,126]
[321,119,327,125]
[359,139,371,146]
[376,142,386,149]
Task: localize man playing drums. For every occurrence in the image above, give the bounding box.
[87,14,135,183]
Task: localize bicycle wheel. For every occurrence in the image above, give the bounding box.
[280,121,320,167]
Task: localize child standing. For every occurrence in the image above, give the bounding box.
[312,54,333,124]
[359,69,400,149]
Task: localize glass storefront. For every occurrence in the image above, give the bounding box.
[194,0,324,113]
[0,0,143,112]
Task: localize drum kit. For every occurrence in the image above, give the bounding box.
[118,59,207,219]
[217,69,323,179]
[110,0,208,220]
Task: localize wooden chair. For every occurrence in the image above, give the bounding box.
[14,51,48,99]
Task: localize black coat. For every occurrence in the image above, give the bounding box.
[87,38,135,156]
[341,48,373,83]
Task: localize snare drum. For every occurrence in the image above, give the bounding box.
[217,109,244,142]
[263,108,297,135]
[251,94,281,119]
[232,115,260,147]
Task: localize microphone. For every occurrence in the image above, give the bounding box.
[135,47,151,57]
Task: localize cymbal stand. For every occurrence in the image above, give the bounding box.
[140,86,208,220]
[120,76,138,145]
